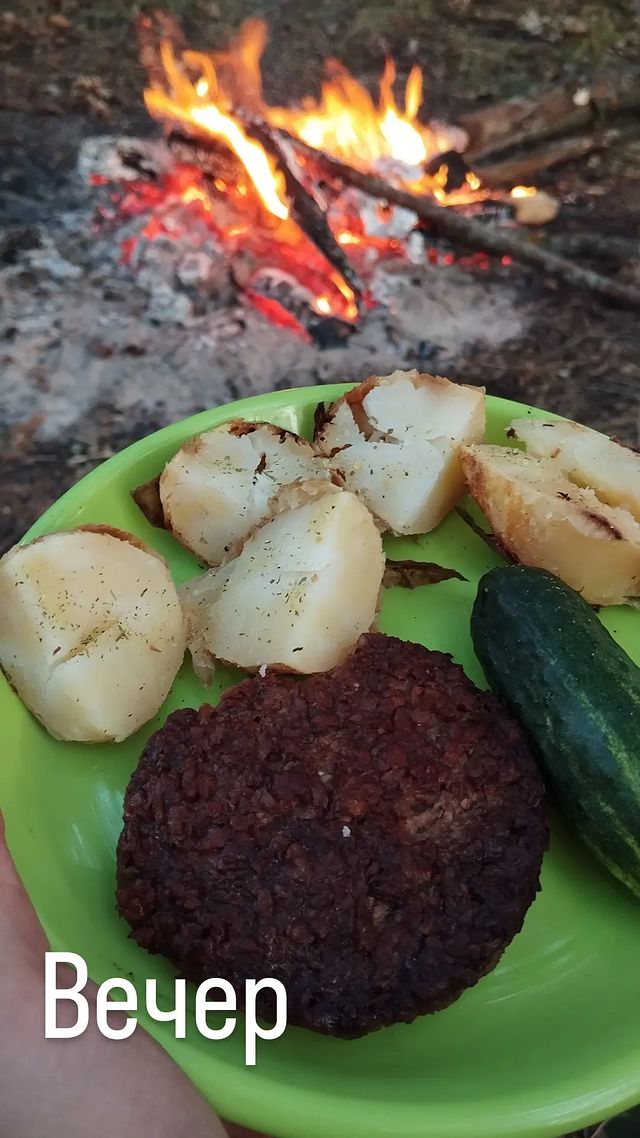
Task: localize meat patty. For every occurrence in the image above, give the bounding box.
[116,632,547,1037]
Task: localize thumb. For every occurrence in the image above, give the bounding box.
[0,809,25,889]
[0,810,49,961]
[0,808,17,886]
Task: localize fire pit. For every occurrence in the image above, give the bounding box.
[1,16,537,448]
[1,6,639,558]
[81,12,640,337]
[84,14,539,343]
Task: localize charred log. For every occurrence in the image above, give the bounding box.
[166,129,246,184]
[477,123,640,188]
[154,122,363,307]
[117,146,161,181]
[460,71,640,161]
[309,316,357,349]
[541,233,640,264]
[276,129,640,312]
[242,122,364,309]
[424,150,472,191]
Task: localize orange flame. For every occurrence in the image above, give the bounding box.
[144,18,479,217]
[145,40,289,220]
[182,183,212,210]
[269,54,455,172]
[141,19,520,321]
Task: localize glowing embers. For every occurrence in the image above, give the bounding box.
[91,18,533,330]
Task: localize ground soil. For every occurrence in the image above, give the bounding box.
[1,3,639,1134]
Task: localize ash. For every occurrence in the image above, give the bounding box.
[0,135,525,442]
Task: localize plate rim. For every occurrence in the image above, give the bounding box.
[21,385,553,543]
[5,384,640,1138]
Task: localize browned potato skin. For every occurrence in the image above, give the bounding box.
[510,417,640,523]
[316,371,484,444]
[463,445,640,606]
[158,419,335,566]
[76,522,158,554]
[314,370,486,537]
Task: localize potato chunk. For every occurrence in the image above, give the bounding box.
[315,370,485,535]
[180,484,384,677]
[463,445,640,606]
[510,417,640,522]
[160,420,333,565]
[0,527,185,742]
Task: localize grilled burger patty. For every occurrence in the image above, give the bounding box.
[116,633,547,1037]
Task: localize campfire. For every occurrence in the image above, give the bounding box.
[143,16,478,201]
[89,15,537,335]
[85,12,640,341]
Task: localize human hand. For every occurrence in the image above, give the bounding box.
[0,813,48,983]
[0,813,233,1138]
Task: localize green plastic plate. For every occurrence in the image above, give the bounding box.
[1,387,639,1138]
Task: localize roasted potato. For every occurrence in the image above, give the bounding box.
[160,420,333,565]
[0,526,186,742]
[315,370,485,535]
[180,483,385,678]
[510,417,640,522]
[463,445,640,606]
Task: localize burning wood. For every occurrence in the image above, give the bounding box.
[166,128,247,186]
[123,14,640,323]
[274,131,640,312]
[136,11,486,226]
[242,121,365,310]
[162,122,364,309]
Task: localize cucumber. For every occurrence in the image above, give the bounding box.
[471,565,640,898]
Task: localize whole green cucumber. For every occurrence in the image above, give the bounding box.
[471,565,640,898]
